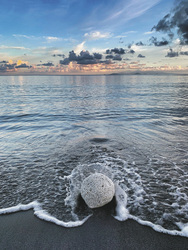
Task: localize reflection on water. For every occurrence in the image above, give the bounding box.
[0,75,188,232]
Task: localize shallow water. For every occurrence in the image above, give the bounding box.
[0,75,188,236]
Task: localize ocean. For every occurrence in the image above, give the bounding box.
[0,74,188,236]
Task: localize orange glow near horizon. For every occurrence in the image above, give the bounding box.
[1,59,188,75]
[9,59,13,64]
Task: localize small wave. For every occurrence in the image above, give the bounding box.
[0,145,187,237]
[62,149,188,237]
[0,201,91,228]
[128,215,188,237]
[1,198,188,237]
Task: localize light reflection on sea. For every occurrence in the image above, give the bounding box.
[0,75,188,234]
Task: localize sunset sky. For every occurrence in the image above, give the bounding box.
[0,0,188,74]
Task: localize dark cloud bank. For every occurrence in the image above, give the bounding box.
[138,54,145,58]
[58,47,139,66]
[59,49,129,66]
[0,62,32,72]
[133,1,188,58]
[59,50,104,65]
[37,62,54,67]
[15,63,32,68]
[149,37,169,46]
[152,0,188,45]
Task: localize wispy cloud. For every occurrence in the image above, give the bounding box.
[74,41,86,54]
[84,31,112,40]
[144,31,155,35]
[44,36,62,43]
[31,47,60,55]
[115,35,127,38]
[13,34,36,39]
[13,34,75,44]
[123,31,137,34]
[101,0,161,27]
[0,45,30,50]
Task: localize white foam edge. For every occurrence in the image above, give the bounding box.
[0,201,92,228]
[114,207,188,238]
[114,204,188,238]
[128,215,188,238]
[0,201,187,237]
[112,184,188,238]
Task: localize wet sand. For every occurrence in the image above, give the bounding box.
[0,209,188,250]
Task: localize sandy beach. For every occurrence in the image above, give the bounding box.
[0,208,188,250]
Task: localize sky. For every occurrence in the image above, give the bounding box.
[0,0,188,75]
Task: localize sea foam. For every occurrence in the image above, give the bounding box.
[0,201,91,228]
[114,183,129,221]
[0,149,187,237]
[1,199,188,237]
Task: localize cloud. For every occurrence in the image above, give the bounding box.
[100,60,113,65]
[52,54,65,57]
[128,49,135,54]
[128,43,133,49]
[0,60,31,72]
[115,35,127,38]
[152,14,171,32]
[32,47,60,56]
[106,54,122,60]
[0,45,30,50]
[138,54,145,58]
[135,41,145,46]
[59,50,104,65]
[0,60,8,63]
[106,55,114,59]
[130,61,139,65]
[13,34,36,39]
[76,59,98,65]
[106,48,126,54]
[105,47,135,59]
[144,31,155,35]
[0,63,16,72]
[59,58,70,65]
[44,36,62,43]
[15,63,32,68]
[102,0,160,27]
[84,31,111,40]
[124,58,131,61]
[77,50,98,64]
[152,1,188,45]
[180,51,188,55]
[13,34,75,44]
[74,41,86,54]
[37,62,54,66]
[93,53,102,59]
[149,36,169,46]
[113,55,122,61]
[123,31,137,35]
[166,49,179,57]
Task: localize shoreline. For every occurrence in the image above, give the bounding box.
[0,210,188,250]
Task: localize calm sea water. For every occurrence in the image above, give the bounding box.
[0,75,188,235]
